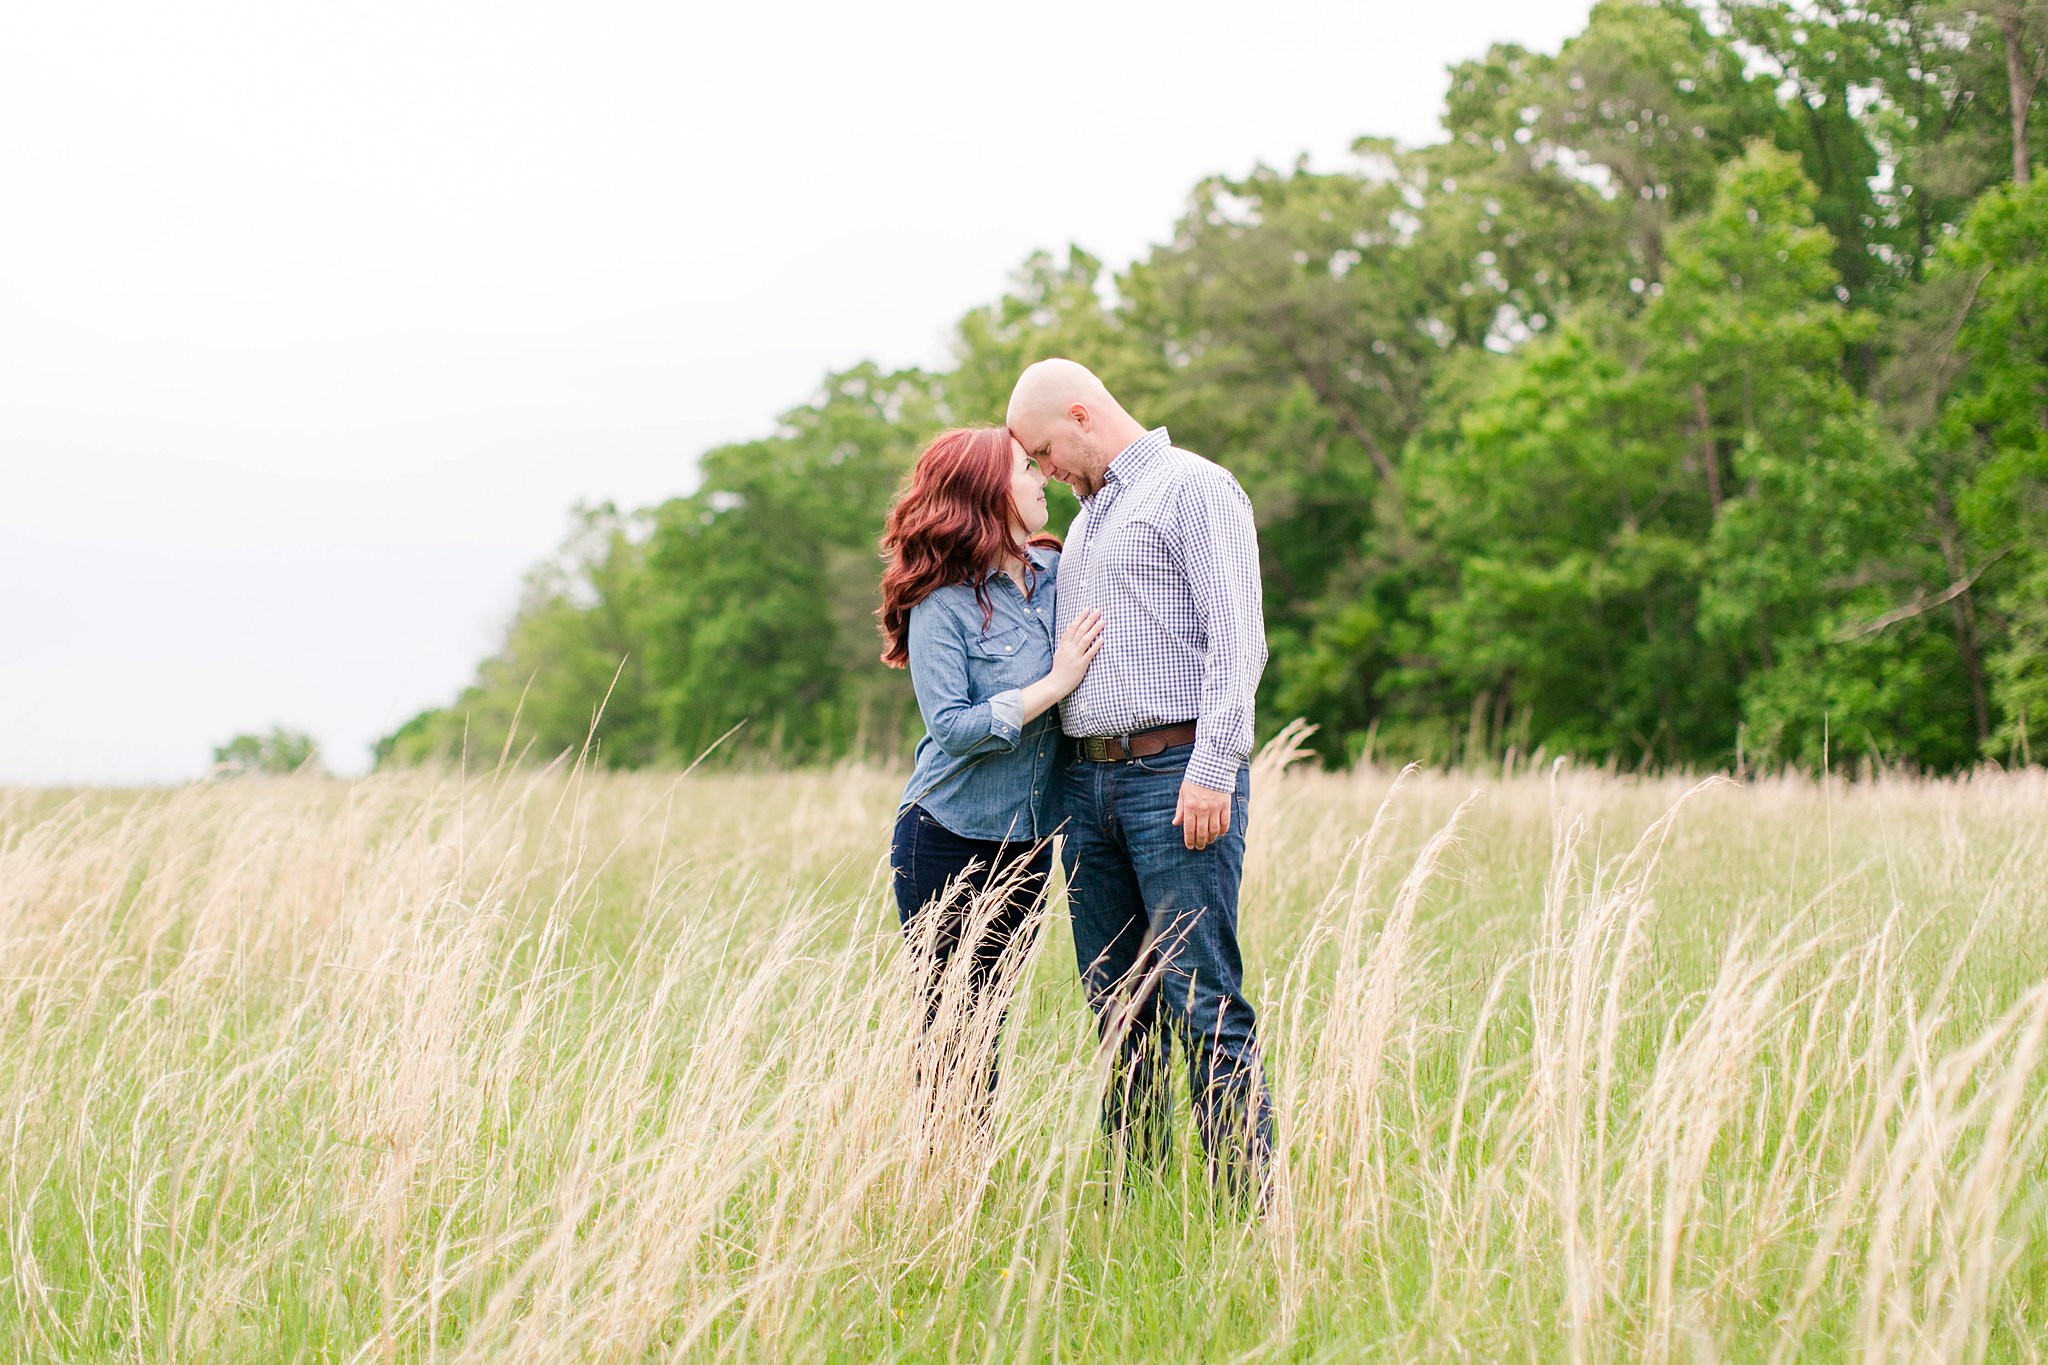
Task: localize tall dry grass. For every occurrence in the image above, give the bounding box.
[2,739,2044,1361]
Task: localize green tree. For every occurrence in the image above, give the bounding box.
[1446,2,1778,292]
[638,364,940,763]
[1718,0,2043,300]
[1400,144,1981,770]
[1400,328,1727,763]
[1717,0,1891,324]
[1679,146,1975,767]
[374,503,654,770]
[1931,177,2048,759]
[374,0,2048,777]
[213,727,323,777]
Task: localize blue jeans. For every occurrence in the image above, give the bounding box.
[1059,742,1273,1190]
[890,804,1053,1107]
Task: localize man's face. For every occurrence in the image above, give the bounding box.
[1013,409,1103,498]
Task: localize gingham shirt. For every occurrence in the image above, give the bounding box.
[1054,427,1267,792]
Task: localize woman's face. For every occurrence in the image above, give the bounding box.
[1009,436,1049,536]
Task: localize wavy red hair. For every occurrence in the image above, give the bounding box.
[878,427,1057,668]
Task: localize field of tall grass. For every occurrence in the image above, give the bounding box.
[4,735,2045,1361]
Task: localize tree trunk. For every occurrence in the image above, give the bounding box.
[1947,588,1993,744]
[1277,334,1404,504]
[2001,10,2041,186]
[1936,492,1994,745]
[1691,382,1723,513]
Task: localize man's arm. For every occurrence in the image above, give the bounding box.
[1169,469,1267,838]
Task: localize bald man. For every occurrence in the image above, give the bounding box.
[1007,358,1273,1195]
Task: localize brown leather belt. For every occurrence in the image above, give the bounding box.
[1076,722,1198,763]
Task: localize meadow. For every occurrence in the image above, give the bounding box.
[4,736,2045,1361]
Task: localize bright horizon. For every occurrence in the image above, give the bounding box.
[0,0,1597,785]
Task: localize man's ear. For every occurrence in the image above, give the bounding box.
[1069,402,1091,431]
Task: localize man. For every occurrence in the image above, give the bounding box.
[1005,357,1273,1194]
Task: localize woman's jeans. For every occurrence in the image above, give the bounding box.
[889,804,1053,1107]
[1059,741,1273,1193]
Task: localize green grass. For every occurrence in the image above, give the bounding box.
[3,745,2045,1361]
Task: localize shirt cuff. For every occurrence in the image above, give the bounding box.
[1186,744,1240,793]
[988,689,1024,745]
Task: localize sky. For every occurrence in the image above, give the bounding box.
[0,0,1595,785]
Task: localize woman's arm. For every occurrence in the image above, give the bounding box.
[906,601,1022,757]
[906,603,1105,754]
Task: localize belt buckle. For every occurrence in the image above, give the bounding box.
[1081,735,1122,762]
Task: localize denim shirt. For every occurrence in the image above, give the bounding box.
[899,544,1065,842]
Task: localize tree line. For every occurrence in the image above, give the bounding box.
[377,0,2048,775]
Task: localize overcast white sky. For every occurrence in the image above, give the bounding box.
[0,0,1593,785]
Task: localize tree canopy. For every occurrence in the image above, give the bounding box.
[214,727,324,777]
[379,0,2048,776]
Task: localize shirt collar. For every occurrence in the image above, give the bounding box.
[978,541,1059,584]
[1101,427,1171,490]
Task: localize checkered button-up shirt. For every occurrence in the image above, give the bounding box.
[1054,427,1267,792]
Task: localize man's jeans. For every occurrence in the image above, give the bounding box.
[1060,741,1274,1189]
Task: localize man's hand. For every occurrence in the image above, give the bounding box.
[1172,778,1232,850]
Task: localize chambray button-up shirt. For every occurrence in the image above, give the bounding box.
[1055,428,1267,793]
[899,544,1065,842]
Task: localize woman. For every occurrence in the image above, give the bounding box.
[878,426,1104,1106]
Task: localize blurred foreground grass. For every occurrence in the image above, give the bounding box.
[3,746,2045,1361]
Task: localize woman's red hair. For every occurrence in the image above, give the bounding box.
[878,427,1057,668]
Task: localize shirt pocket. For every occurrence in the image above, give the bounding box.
[964,623,1035,695]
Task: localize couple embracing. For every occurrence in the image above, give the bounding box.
[877,358,1273,1195]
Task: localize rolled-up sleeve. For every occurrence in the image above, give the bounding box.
[1170,472,1268,792]
[907,601,1023,758]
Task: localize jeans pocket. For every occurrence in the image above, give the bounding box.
[891,806,923,925]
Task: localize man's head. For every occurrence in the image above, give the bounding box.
[1005,358,1145,499]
